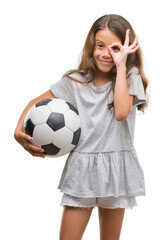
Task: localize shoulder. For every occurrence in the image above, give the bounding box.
[59,71,91,93]
[63,70,90,84]
[67,71,89,84]
[127,66,139,77]
[126,67,142,85]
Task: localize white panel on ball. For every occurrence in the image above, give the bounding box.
[53,127,73,148]
[30,106,51,125]
[55,144,75,157]
[47,99,69,114]
[64,110,81,132]
[33,124,54,145]
[30,138,41,148]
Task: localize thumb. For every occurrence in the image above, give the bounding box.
[108,46,115,58]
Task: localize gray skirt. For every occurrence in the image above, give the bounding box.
[58,150,146,198]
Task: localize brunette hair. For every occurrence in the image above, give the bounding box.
[64,14,149,112]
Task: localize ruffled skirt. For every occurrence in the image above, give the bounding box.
[58,149,146,198]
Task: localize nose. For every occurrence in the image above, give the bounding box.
[103,47,111,58]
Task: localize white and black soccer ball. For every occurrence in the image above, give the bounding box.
[24,98,81,157]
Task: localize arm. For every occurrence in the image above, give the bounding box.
[114,66,133,121]
[14,90,56,158]
[108,29,139,121]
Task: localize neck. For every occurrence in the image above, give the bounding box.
[94,70,112,81]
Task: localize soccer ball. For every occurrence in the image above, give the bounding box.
[24,98,81,157]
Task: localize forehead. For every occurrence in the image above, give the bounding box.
[95,28,122,44]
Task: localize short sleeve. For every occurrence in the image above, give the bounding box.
[127,67,146,106]
[50,76,76,107]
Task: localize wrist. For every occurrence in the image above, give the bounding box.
[116,64,127,72]
[14,127,23,141]
[14,130,19,141]
[115,65,127,83]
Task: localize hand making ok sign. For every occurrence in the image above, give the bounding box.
[108,29,139,67]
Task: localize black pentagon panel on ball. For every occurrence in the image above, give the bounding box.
[42,143,60,155]
[24,119,35,136]
[66,102,79,115]
[72,128,81,145]
[36,98,52,107]
[47,112,65,131]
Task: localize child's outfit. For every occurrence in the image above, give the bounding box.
[50,67,146,209]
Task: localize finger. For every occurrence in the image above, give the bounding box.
[23,140,45,153]
[108,46,115,58]
[28,149,46,158]
[108,42,122,49]
[124,29,129,46]
[27,142,45,153]
[20,132,32,141]
[128,44,139,53]
[108,43,122,57]
[129,35,138,50]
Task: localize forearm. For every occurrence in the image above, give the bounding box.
[14,99,36,138]
[114,66,132,121]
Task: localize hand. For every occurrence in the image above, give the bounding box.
[14,131,46,158]
[108,29,139,67]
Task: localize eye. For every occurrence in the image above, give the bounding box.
[97,44,103,48]
[112,46,119,52]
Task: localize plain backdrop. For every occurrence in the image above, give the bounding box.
[0,0,161,239]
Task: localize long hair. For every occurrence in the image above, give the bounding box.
[64,14,149,112]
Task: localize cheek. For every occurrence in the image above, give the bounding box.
[93,49,96,59]
[93,48,100,60]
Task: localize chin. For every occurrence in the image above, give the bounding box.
[99,66,113,73]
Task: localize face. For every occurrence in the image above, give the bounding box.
[93,28,122,75]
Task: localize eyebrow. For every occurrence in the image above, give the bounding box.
[95,39,104,43]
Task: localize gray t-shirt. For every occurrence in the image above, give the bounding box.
[50,67,146,198]
[50,67,146,153]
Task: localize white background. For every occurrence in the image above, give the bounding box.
[0,0,161,239]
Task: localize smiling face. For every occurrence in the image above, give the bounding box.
[93,28,122,76]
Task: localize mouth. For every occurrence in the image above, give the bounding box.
[99,60,113,65]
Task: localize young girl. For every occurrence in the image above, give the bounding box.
[14,14,148,240]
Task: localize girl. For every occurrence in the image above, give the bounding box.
[14,14,148,240]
